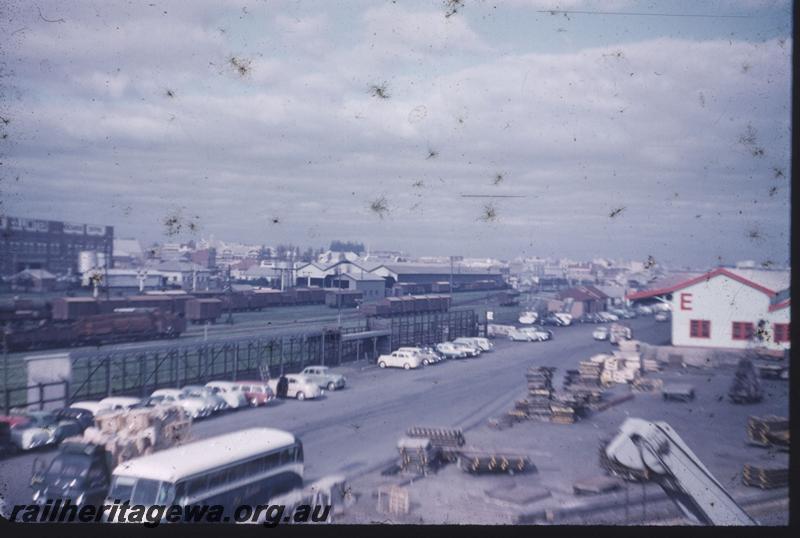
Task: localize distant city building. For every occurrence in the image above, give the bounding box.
[0,215,113,276]
[112,238,145,268]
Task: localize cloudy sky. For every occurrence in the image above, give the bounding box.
[0,0,792,268]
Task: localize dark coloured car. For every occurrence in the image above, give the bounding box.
[31,442,112,507]
[54,407,96,433]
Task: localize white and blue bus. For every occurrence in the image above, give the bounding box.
[106,428,303,509]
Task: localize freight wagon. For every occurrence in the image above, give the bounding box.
[325,290,364,308]
[185,298,223,324]
[5,309,186,351]
[358,294,450,317]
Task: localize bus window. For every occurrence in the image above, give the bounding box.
[187,476,207,498]
[265,453,280,469]
[109,476,136,502]
[155,482,175,505]
[295,443,304,463]
[174,482,187,502]
[246,458,261,475]
[131,479,160,505]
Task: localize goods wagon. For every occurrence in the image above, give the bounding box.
[185,298,223,324]
[325,290,363,308]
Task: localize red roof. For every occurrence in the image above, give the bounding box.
[626,268,778,300]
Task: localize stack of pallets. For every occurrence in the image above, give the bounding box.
[457,449,533,475]
[549,401,577,424]
[742,464,789,489]
[562,369,581,389]
[397,437,440,475]
[578,360,603,386]
[746,416,789,447]
[406,426,465,462]
[525,367,556,420]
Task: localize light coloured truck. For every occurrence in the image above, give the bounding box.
[377,350,424,370]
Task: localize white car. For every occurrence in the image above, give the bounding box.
[97,397,142,412]
[518,311,538,325]
[205,381,249,410]
[553,313,573,326]
[147,388,212,419]
[69,400,106,416]
[597,312,619,322]
[519,327,552,341]
[454,337,494,352]
[397,347,440,366]
[592,326,610,340]
[377,350,424,370]
[435,342,467,359]
[180,385,228,414]
[654,311,670,322]
[267,374,323,400]
[451,340,481,357]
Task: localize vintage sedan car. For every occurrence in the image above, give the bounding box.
[654,311,670,322]
[205,381,249,410]
[143,388,212,419]
[180,385,228,414]
[8,411,83,451]
[300,366,347,391]
[418,346,445,364]
[519,326,552,342]
[97,397,142,413]
[592,326,610,341]
[377,350,424,370]
[267,374,323,400]
[396,347,439,366]
[453,337,494,352]
[451,340,481,357]
[236,381,276,407]
[53,407,96,433]
[0,416,28,457]
[435,342,467,359]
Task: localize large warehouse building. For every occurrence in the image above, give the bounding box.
[0,215,114,276]
[627,267,790,352]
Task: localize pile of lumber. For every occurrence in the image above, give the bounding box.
[525,366,556,421]
[729,358,763,404]
[632,377,663,393]
[747,415,789,447]
[742,464,789,489]
[406,426,465,461]
[549,401,577,424]
[578,357,605,386]
[458,448,533,475]
[562,369,581,389]
[76,405,191,467]
[397,437,440,475]
[642,359,661,373]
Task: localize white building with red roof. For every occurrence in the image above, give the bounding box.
[627,267,790,352]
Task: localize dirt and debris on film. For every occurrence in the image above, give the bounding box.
[369,83,390,99]
[609,207,625,218]
[229,56,252,76]
[492,173,504,185]
[644,255,656,269]
[369,195,390,218]
[444,0,465,18]
[738,123,765,157]
[426,148,438,159]
[479,202,498,222]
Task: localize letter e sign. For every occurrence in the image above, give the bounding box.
[680,293,693,311]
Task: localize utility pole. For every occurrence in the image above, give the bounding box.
[225,265,233,325]
[3,322,9,415]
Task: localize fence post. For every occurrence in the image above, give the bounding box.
[105,357,112,397]
[38,383,45,410]
[64,379,70,406]
[233,343,239,381]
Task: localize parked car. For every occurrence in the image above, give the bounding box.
[418,346,445,363]
[53,407,96,433]
[267,374,323,400]
[553,313,573,326]
[518,311,538,325]
[180,385,228,413]
[519,326,552,341]
[69,401,106,417]
[654,311,670,322]
[97,396,142,412]
[300,366,347,391]
[435,342,467,359]
[541,314,564,326]
[508,328,533,342]
[377,350,424,370]
[8,411,83,451]
[396,347,438,366]
[451,340,481,357]
[592,326,610,341]
[455,337,494,352]
[236,381,276,407]
[597,312,619,322]
[0,417,25,457]
[205,381,249,410]
[143,388,212,419]
[635,305,653,315]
